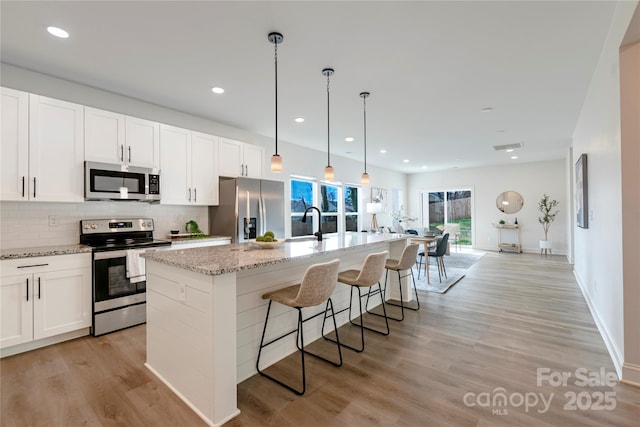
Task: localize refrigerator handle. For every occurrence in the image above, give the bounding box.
[259,196,266,236]
[234,185,239,242]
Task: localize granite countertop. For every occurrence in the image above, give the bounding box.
[1,244,93,260]
[144,232,408,276]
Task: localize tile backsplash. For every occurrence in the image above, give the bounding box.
[0,201,209,249]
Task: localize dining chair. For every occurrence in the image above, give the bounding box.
[428,233,449,282]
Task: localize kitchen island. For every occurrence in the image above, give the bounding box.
[143,232,410,427]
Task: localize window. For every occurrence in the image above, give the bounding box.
[290,178,361,237]
[320,183,339,233]
[420,189,473,245]
[291,178,315,237]
[344,185,359,232]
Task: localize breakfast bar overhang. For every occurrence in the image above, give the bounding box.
[143,232,411,426]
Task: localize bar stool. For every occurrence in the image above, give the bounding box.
[326,251,389,353]
[368,243,420,321]
[256,259,342,395]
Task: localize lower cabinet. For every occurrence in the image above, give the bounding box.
[0,253,91,352]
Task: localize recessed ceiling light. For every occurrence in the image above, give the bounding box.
[506,149,514,153]
[380,149,387,154]
[403,159,410,163]
[481,107,494,112]
[345,137,354,142]
[211,87,225,94]
[422,166,428,169]
[47,26,69,38]
[511,156,518,160]
[295,117,304,123]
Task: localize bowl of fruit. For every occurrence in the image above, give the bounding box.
[251,231,285,249]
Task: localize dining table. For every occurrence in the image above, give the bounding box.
[409,235,438,284]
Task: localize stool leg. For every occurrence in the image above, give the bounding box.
[256,302,306,395]
[335,284,390,353]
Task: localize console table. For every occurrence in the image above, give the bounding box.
[495,224,522,253]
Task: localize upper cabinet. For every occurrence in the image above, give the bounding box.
[160,124,218,206]
[1,88,84,202]
[85,107,159,169]
[1,88,29,201]
[218,137,263,178]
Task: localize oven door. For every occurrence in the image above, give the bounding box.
[93,250,146,312]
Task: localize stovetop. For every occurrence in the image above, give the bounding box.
[80,218,171,251]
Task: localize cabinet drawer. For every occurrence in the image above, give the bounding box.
[2,253,91,277]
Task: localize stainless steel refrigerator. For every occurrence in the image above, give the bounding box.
[209,177,285,243]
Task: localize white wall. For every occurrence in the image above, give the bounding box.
[0,64,406,247]
[571,1,638,382]
[620,31,640,384]
[407,159,567,254]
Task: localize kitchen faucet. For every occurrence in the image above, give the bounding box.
[301,206,323,241]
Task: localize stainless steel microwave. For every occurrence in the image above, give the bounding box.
[84,161,161,202]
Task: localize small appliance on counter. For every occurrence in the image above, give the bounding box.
[209,177,285,243]
[80,218,171,336]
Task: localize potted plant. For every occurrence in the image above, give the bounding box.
[537,194,559,254]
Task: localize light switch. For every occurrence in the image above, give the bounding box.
[48,215,59,227]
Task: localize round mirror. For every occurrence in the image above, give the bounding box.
[496,191,524,214]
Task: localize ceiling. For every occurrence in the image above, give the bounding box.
[0,1,619,174]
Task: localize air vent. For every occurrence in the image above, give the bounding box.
[493,143,522,151]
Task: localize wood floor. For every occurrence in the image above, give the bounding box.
[2,251,639,426]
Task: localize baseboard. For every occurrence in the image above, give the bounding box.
[0,328,90,358]
[573,270,624,378]
[621,363,640,388]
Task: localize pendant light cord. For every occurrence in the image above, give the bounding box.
[326,73,331,167]
[274,42,278,156]
[363,96,367,173]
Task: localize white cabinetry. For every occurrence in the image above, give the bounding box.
[1,87,29,200]
[85,107,160,169]
[1,90,84,202]
[160,124,218,205]
[1,254,91,355]
[218,137,263,178]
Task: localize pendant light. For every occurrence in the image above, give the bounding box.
[322,68,335,180]
[360,91,370,185]
[268,32,284,173]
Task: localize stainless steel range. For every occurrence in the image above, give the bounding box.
[80,218,171,336]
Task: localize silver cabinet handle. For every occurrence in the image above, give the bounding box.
[194,188,197,203]
[188,188,192,202]
[120,144,124,162]
[128,146,132,163]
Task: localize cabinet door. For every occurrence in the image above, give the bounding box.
[1,88,29,201]
[243,144,264,179]
[191,131,218,205]
[33,267,91,340]
[84,107,125,164]
[160,124,191,205]
[0,274,33,349]
[126,116,160,169]
[218,137,243,177]
[28,95,84,202]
